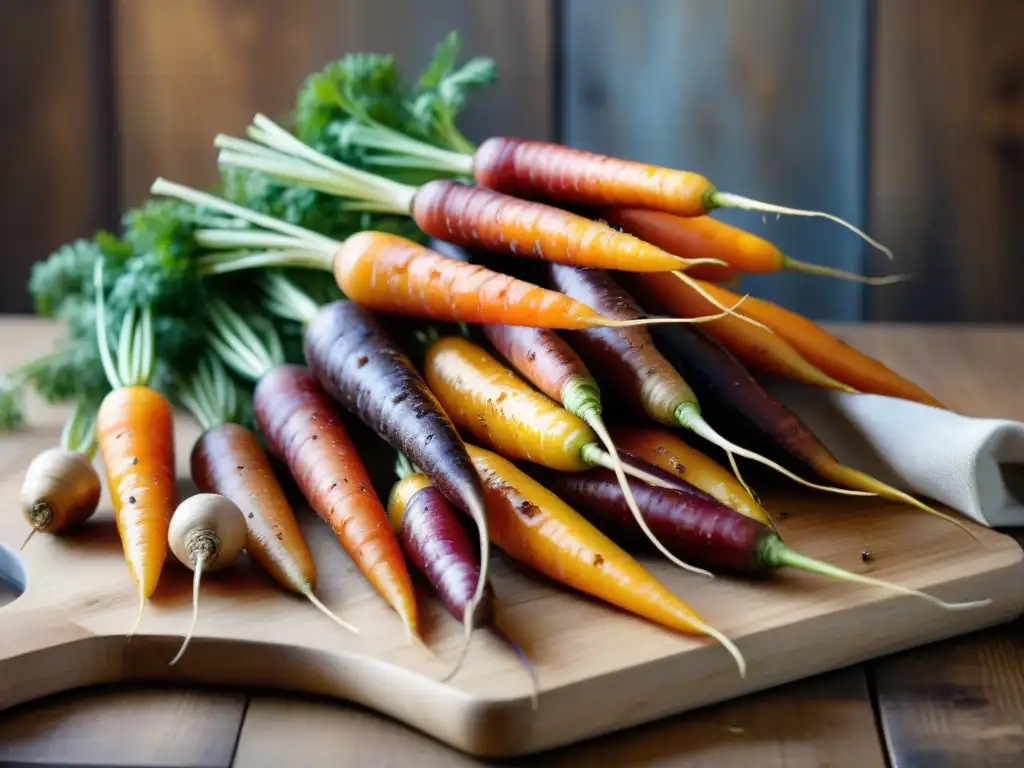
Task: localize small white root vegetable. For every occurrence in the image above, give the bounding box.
[19,448,102,549]
[168,493,247,666]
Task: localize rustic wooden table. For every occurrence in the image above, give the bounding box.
[2,319,1023,767]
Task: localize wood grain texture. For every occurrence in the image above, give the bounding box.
[236,667,885,767]
[0,686,246,768]
[0,0,116,314]
[873,611,1024,767]
[561,0,870,321]
[114,0,553,208]
[0,317,1021,758]
[867,0,1024,322]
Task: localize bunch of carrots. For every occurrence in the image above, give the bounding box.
[5,32,990,699]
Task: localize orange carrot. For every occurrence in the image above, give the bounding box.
[601,209,907,285]
[624,272,861,393]
[253,365,421,644]
[658,283,945,408]
[464,442,746,677]
[149,179,739,331]
[92,259,176,635]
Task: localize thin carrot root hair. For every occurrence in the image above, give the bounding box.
[302,588,361,635]
[817,461,980,540]
[127,581,146,641]
[669,272,772,332]
[691,618,746,678]
[492,623,540,711]
[581,438,713,578]
[439,606,476,684]
[18,528,35,552]
[676,404,876,498]
[722,450,779,533]
[597,291,750,330]
[782,257,912,286]
[710,191,895,261]
[169,554,205,666]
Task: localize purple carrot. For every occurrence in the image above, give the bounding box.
[302,299,492,648]
[387,468,538,700]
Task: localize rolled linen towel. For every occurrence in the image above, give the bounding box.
[763,378,1024,528]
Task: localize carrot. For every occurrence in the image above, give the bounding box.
[212,114,730,277]
[92,258,177,635]
[300,297,493,656]
[149,179,735,332]
[544,264,869,497]
[19,400,102,550]
[600,209,908,285]
[178,352,359,634]
[322,117,894,260]
[203,299,422,645]
[622,272,861,393]
[464,442,746,676]
[609,426,776,530]
[422,333,713,577]
[480,321,655,534]
[645,279,944,407]
[544,465,989,611]
[386,458,538,701]
[643,316,977,535]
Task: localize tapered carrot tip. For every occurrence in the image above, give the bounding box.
[303,588,361,635]
[693,620,746,678]
[670,272,772,331]
[781,256,913,286]
[127,581,145,640]
[707,190,896,262]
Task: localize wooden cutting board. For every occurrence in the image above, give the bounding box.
[1,410,1022,759]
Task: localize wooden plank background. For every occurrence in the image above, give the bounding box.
[0,0,1022,321]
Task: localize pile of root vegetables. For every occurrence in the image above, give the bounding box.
[3,33,988,691]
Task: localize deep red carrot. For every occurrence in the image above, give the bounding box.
[386,463,538,703]
[544,264,869,497]
[543,465,989,611]
[201,299,424,644]
[312,115,894,259]
[212,114,731,276]
[301,298,492,647]
[150,179,736,331]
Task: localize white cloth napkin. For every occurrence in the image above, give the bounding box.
[761,378,1024,528]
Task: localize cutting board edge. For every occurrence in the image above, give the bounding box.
[490,547,1024,757]
[2,542,1022,758]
